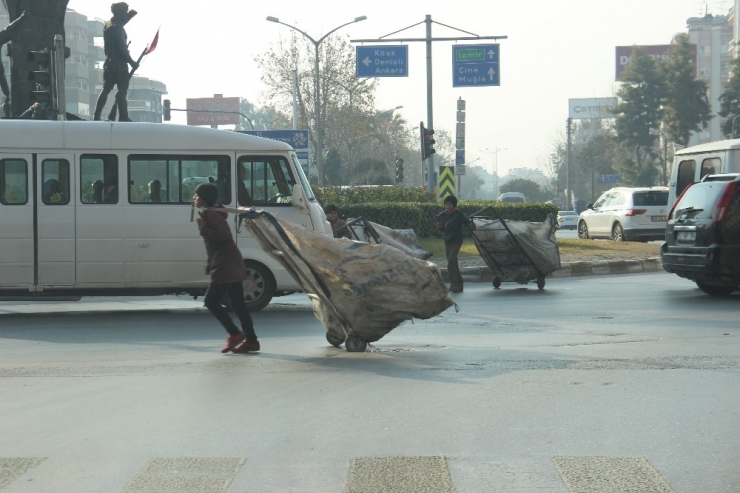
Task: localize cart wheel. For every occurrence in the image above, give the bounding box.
[537,277,546,290]
[345,335,368,352]
[493,277,502,289]
[326,332,345,347]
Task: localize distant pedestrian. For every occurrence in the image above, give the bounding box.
[435,195,476,293]
[325,204,352,239]
[193,183,260,353]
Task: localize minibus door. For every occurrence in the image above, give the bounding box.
[0,154,34,288]
[35,154,76,288]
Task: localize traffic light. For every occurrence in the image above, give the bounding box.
[395,157,404,184]
[27,48,54,105]
[420,122,436,161]
[163,99,171,121]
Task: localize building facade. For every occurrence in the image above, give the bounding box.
[686,13,734,145]
[0,6,167,121]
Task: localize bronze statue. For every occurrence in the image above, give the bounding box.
[92,2,138,122]
[0,11,28,117]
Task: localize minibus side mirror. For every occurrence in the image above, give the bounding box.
[292,184,306,209]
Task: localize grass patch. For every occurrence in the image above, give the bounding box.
[418,236,660,258]
[418,237,484,258]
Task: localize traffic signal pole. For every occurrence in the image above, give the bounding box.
[425,15,435,194]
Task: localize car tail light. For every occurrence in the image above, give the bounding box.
[711,181,739,224]
[624,209,646,216]
[669,184,695,219]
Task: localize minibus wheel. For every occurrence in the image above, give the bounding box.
[243,261,276,311]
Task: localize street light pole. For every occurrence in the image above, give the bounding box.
[481,147,507,197]
[267,15,367,186]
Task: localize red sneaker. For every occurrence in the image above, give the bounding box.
[221,333,246,353]
[233,340,260,353]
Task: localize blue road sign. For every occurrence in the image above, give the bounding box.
[356,46,408,78]
[456,149,465,165]
[452,44,500,87]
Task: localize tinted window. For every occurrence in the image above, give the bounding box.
[633,190,668,206]
[81,155,118,204]
[0,159,28,205]
[592,191,611,208]
[672,183,726,219]
[128,155,230,204]
[42,159,71,205]
[238,156,295,206]
[675,159,696,199]
[700,157,720,178]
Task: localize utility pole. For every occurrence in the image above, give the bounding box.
[566,117,572,210]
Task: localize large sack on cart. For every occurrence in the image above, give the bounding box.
[472,209,561,287]
[343,217,432,260]
[240,210,453,351]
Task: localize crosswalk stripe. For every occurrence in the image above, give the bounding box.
[121,457,245,493]
[346,456,455,493]
[552,456,676,493]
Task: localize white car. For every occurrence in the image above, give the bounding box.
[577,187,669,242]
[556,210,578,230]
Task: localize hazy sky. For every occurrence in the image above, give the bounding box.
[67,0,716,177]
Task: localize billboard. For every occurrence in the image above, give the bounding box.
[568,97,618,119]
[186,97,240,126]
[615,45,697,80]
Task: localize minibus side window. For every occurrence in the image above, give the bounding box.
[700,157,720,178]
[0,159,28,205]
[128,155,229,204]
[41,159,71,205]
[81,155,118,204]
[238,156,294,206]
[675,159,696,199]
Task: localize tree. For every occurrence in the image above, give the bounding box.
[324,148,343,185]
[500,178,549,202]
[348,158,392,185]
[255,34,377,184]
[661,34,712,147]
[4,0,69,117]
[718,46,740,138]
[612,47,665,186]
[575,131,620,203]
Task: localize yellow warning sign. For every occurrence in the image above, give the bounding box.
[438,166,455,199]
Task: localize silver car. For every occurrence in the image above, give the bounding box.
[577,187,669,242]
[556,210,578,230]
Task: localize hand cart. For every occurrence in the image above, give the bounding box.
[469,206,561,290]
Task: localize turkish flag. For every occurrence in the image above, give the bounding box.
[145,29,159,55]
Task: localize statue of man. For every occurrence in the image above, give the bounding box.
[0,11,28,117]
[92,2,138,122]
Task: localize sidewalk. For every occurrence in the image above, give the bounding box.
[436,257,663,282]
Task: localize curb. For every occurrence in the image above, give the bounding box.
[439,257,663,283]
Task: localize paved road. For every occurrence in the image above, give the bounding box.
[1,272,738,492]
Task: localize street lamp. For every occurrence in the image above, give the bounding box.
[267,15,367,186]
[481,147,507,196]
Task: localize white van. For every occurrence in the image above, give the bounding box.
[498,192,526,203]
[668,139,740,206]
[0,120,331,310]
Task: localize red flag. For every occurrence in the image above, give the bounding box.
[145,29,159,55]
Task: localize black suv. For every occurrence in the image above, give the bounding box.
[662,173,740,295]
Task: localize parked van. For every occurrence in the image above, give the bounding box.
[0,120,331,310]
[498,192,526,203]
[668,139,740,206]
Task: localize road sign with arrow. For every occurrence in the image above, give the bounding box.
[356,46,409,78]
[452,44,500,87]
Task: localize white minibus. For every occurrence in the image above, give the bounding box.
[0,120,331,310]
[668,138,740,206]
